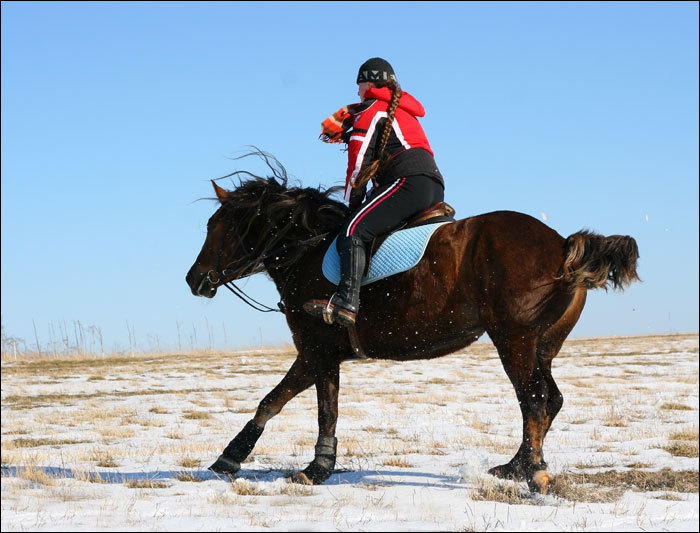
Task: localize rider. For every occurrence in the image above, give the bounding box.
[305,57,445,328]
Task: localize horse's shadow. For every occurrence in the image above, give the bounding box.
[2,465,467,490]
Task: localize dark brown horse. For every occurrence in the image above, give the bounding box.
[185,153,640,493]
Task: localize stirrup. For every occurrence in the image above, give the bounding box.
[327,293,358,327]
[303,299,336,324]
[322,299,335,325]
[333,306,357,327]
[304,296,357,327]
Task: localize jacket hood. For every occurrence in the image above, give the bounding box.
[364,87,425,117]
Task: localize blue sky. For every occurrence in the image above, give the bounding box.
[2,1,698,353]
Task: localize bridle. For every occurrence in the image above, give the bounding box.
[204,211,328,314]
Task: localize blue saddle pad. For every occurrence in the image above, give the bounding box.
[322,221,451,286]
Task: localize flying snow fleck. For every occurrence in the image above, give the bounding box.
[541,212,548,221]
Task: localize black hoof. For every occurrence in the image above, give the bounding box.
[489,458,547,483]
[291,461,332,485]
[209,455,241,476]
[488,462,528,482]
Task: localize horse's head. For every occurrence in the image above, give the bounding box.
[186,152,349,299]
[185,180,259,298]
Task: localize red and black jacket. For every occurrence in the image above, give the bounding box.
[344,87,443,202]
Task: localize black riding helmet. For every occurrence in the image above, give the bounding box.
[356,57,396,84]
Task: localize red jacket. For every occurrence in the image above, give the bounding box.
[345,87,443,202]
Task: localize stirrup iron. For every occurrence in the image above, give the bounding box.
[322,298,335,324]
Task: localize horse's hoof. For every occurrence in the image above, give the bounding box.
[209,455,241,476]
[289,471,313,485]
[488,462,527,482]
[290,461,333,485]
[528,470,551,494]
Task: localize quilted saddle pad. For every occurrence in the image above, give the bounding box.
[321,221,451,286]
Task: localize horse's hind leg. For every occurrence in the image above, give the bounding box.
[488,333,557,493]
[209,356,315,476]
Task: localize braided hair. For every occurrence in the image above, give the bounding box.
[353,79,402,189]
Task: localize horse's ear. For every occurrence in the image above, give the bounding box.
[211,180,228,203]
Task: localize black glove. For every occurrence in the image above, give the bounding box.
[349,185,366,210]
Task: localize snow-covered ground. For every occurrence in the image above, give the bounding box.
[2,333,698,531]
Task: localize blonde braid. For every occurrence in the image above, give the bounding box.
[353,80,402,189]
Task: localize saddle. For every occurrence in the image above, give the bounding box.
[323,202,455,360]
[365,201,455,273]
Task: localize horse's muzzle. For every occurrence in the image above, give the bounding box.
[186,267,218,298]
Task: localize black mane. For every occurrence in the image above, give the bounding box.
[213,151,348,275]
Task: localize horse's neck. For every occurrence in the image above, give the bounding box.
[264,233,327,297]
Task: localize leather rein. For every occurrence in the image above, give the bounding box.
[205,214,328,314]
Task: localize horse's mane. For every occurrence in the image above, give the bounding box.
[212,151,348,274]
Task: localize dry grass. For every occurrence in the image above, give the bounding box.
[382,457,414,468]
[552,468,698,497]
[231,479,266,496]
[165,429,183,440]
[669,427,699,441]
[12,466,58,486]
[97,426,137,439]
[125,479,168,489]
[182,410,213,420]
[278,482,315,497]
[175,473,205,482]
[470,477,537,505]
[660,402,693,411]
[178,456,201,468]
[549,473,626,503]
[90,449,119,468]
[6,437,91,448]
[663,441,699,458]
[602,405,628,427]
[1,334,697,528]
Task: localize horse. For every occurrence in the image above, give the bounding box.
[185,152,640,493]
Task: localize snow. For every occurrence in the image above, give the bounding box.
[2,334,698,531]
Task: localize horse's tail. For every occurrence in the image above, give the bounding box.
[558,230,640,291]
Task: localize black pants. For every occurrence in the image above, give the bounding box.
[337,174,445,249]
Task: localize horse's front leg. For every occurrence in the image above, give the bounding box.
[209,356,315,476]
[291,357,340,485]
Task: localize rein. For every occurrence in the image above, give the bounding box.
[222,279,286,313]
[207,228,330,315]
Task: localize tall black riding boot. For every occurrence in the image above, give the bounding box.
[304,235,366,327]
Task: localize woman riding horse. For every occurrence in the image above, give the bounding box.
[304,57,446,328]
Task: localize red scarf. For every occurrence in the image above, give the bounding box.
[319,103,362,143]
